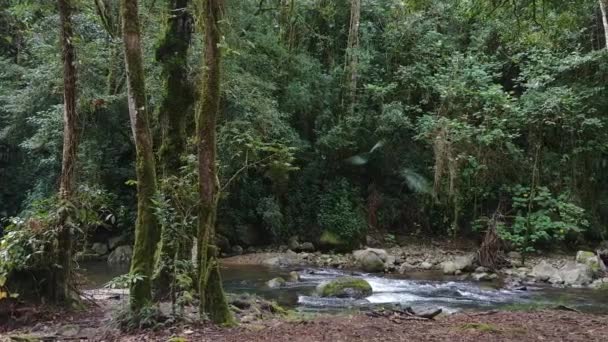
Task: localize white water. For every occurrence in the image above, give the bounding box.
[296,270,528,312]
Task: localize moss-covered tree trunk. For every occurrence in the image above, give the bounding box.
[344,0,360,116]
[121,0,160,312]
[195,0,233,325]
[154,0,194,300]
[601,0,608,49]
[55,0,78,304]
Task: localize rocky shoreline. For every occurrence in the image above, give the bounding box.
[222,243,608,290]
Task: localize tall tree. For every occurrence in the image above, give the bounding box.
[121,0,160,311]
[55,0,78,304]
[601,0,608,49]
[154,0,194,299]
[345,0,360,115]
[195,0,233,325]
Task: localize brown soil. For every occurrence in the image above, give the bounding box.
[119,310,608,342]
[3,306,607,342]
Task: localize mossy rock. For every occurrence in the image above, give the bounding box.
[319,231,353,252]
[316,277,372,299]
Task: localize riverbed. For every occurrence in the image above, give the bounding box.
[79,261,608,314]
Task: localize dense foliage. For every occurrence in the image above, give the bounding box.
[1,0,608,266]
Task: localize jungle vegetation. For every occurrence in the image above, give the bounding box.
[1,0,608,324]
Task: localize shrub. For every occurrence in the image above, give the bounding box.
[317,179,367,250]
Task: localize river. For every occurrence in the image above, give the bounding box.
[80,261,608,314]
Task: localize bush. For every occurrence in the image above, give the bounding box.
[317,179,367,250]
[489,186,588,257]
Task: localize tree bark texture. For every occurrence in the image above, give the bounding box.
[195,0,233,325]
[154,0,194,300]
[55,0,78,304]
[121,0,160,312]
[600,0,608,49]
[345,0,360,115]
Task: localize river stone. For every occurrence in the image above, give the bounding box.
[559,261,593,286]
[508,251,522,260]
[472,272,498,282]
[288,236,300,251]
[317,277,372,299]
[107,245,132,265]
[231,245,244,256]
[420,261,433,270]
[266,277,286,288]
[91,242,108,256]
[453,254,476,272]
[215,234,231,253]
[575,251,600,274]
[531,260,561,283]
[288,271,300,282]
[353,248,388,272]
[299,242,315,252]
[399,262,415,274]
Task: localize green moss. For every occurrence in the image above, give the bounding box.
[459,323,499,333]
[317,277,372,298]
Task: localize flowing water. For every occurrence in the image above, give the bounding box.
[81,261,608,314]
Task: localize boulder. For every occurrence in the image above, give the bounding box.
[576,250,601,274]
[420,261,433,270]
[266,277,286,288]
[91,242,108,256]
[288,236,300,251]
[353,248,388,272]
[559,261,593,286]
[231,245,244,256]
[531,260,561,283]
[472,272,498,282]
[215,234,231,253]
[288,271,300,282]
[441,261,457,275]
[453,254,476,272]
[399,262,415,274]
[316,277,372,299]
[590,277,608,290]
[441,254,476,275]
[299,242,315,252]
[107,245,133,265]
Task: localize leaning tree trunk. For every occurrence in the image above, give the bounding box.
[55,0,78,304]
[154,0,194,301]
[600,0,608,49]
[344,0,360,116]
[195,0,233,325]
[121,0,160,312]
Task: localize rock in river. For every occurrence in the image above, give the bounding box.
[317,277,373,299]
[107,245,132,265]
[266,277,286,288]
[559,261,593,286]
[353,248,388,272]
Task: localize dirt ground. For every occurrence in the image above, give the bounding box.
[119,310,608,342]
[3,307,607,342]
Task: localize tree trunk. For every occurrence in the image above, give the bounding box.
[121,0,160,312]
[195,0,233,325]
[600,0,608,49]
[345,0,360,115]
[154,0,194,300]
[55,0,78,304]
